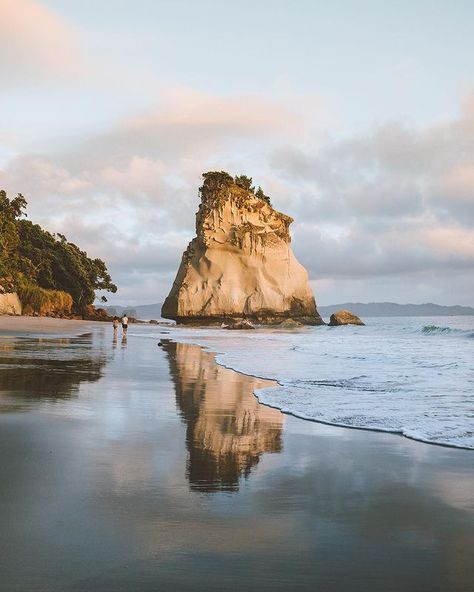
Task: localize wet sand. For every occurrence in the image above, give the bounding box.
[0,324,473,591]
[0,315,105,336]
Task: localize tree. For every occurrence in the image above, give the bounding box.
[234,175,255,193]
[255,186,271,205]
[16,220,117,311]
[0,189,117,311]
[0,190,27,293]
[200,171,234,198]
[199,172,272,206]
[201,171,234,185]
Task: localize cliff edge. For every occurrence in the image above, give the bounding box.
[162,172,323,325]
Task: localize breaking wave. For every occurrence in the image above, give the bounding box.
[421,325,474,338]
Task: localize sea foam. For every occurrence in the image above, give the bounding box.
[148,316,474,450]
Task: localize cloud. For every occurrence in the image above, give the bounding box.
[440,163,474,198]
[66,88,322,170]
[0,0,86,85]
[0,88,321,223]
[293,219,474,282]
[266,97,474,305]
[1,87,473,305]
[271,95,474,227]
[2,90,309,303]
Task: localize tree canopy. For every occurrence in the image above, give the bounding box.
[0,190,117,311]
[234,175,255,193]
[255,186,271,205]
[0,190,27,293]
[200,171,272,205]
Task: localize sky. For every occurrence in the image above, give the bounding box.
[1,0,473,306]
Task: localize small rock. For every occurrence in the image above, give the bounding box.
[328,310,365,326]
[224,319,255,330]
[276,319,304,328]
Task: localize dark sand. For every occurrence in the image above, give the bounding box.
[0,315,105,336]
[0,321,473,591]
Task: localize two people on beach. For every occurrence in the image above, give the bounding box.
[113,314,128,334]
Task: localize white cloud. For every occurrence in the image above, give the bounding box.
[1,88,474,305]
[0,0,87,85]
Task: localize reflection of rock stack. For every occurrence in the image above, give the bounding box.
[164,341,283,492]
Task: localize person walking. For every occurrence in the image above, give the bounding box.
[112,316,119,333]
[121,313,128,333]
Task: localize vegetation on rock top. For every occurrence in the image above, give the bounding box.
[200,171,271,205]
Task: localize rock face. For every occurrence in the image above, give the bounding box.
[0,292,22,315]
[329,309,365,326]
[162,173,324,325]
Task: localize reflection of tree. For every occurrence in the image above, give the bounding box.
[163,340,283,492]
[0,336,108,411]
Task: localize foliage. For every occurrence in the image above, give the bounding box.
[0,190,27,293]
[255,186,271,205]
[200,171,272,206]
[201,171,234,185]
[17,283,73,316]
[200,171,234,198]
[234,175,255,193]
[0,190,117,312]
[16,220,117,311]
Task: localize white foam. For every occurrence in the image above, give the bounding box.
[148,316,474,450]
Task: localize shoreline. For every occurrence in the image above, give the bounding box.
[0,315,110,336]
[163,332,474,453]
[2,315,472,452]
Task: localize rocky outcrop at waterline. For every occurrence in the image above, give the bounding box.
[328,310,365,326]
[161,172,324,325]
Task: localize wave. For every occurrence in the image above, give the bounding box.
[139,321,474,451]
[254,386,474,450]
[421,325,474,337]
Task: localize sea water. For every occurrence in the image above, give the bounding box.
[148,316,474,450]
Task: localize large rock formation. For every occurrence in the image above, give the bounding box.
[162,172,324,325]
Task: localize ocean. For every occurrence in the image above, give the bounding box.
[153,315,474,450]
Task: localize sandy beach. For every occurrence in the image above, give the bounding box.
[0,318,473,591]
[0,315,107,336]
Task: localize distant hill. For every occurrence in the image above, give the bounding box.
[132,303,164,319]
[318,302,474,317]
[103,303,163,320]
[103,301,474,321]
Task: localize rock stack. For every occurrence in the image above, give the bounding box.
[162,172,324,325]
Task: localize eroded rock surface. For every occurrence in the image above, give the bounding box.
[162,173,323,325]
[329,309,365,326]
[0,292,22,315]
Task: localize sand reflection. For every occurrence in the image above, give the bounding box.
[0,335,108,411]
[163,340,284,492]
